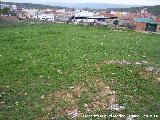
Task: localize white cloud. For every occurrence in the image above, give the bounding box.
[3,0,160,5]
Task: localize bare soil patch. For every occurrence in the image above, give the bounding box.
[41,79,116,119]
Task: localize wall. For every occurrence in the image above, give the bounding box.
[37,14,54,21]
[133,22,146,31]
[157,26,160,33]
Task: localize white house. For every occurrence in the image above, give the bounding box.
[10,5,17,11]
[73,10,97,23]
[0,4,7,9]
[56,9,66,13]
[37,14,54,21]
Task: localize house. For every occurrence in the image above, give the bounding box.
[56,9,66,13]
[156,17,160,23]
[110,11,128,18]
[10,5,17,11]
[156,18,160,33]
[157,24,160,33]
[23,9,39,18]
[98,12,118,19]
[71,15,108,24]
[74,10,95,17]
[116,16,131,27]
[71,10,116,24]
[0,4,7,9]
[132,18,158,32]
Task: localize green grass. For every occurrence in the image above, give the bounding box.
[0,23,160,120]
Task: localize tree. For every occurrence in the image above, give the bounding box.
[1,7,10,15]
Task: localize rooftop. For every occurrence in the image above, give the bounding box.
[133,18,157,24]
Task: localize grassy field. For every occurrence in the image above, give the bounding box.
[0,24,160,120]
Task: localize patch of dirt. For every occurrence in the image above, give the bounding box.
[140,66,160,83]
[94,60,148,71]
[95,60,131,70]
[157,77,160,83]
[41,79,116,119]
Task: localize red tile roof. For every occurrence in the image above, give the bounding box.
[98,13,117,18]
[156,18,160,22]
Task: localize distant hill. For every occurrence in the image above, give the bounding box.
[0,2,68,9]
[108,5,160,16]
[1,2,140,9]
[48,3,140,9]
[1,2,159,16]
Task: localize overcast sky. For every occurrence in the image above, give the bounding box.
[3,0,160,5]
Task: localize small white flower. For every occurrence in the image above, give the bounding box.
[58,70,63,74]
[142,61,148,64]
[40,76,43,78]
[70,87,74,89]
[20,59,23,61]
[68,109,78,118]
[109,104,125,111]
[41,95,45,99]
[17,32,19,34]
[48,76,50,79]
[105,86,110,89]
[0,55,2,57]
[101,43,103,45]
[51,117,55,120]
[112,91,116,94]
[135,62,141,65]
[15,102,18,105]
[33,61,35,63]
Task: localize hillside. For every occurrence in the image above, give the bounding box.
[108,5,160,16]
[0,24,160,119]
[49,3,139,9]
[0,2,68,9]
